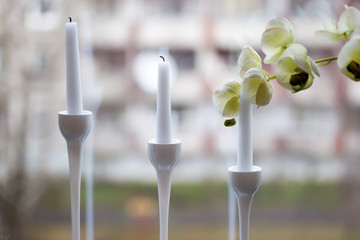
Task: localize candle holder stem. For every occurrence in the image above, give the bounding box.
[238,194,252,240]
[67,141,83,240]
[228,185,237,240]
[148,139,181,240]
[59,111,92,240]
[228,166,261,240]
[157,169,172,240]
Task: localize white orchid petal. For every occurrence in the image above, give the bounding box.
[261,28,294,63]
[302,74,314,90]
[243,78,262,105]
[293,53,313,76]
[276,47,314,93]
[242,68,272,106]
[279,43,307,60]
[314,30,345,42]
[265,17,294,33]
[263,47,284,64]
[338,35,360,81]
[275,56,297,90]
[261,17,295,63]
[256,80,273,106]
[222,96,241,117]
[238,46,262,78]
[338,6,360,35]
[212,81,241,117]
[223,80,242,95]
[309,57,320,77]
[322,17,338,32]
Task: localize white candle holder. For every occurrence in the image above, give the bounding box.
[59,110,92,240]
[228,165,262,240]
[148,139,181,240]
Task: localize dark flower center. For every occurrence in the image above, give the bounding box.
[346,61,360,80]
[290,72,308,92]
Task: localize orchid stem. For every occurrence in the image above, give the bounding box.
[267,76,276,81]
[264,71,271,78]
[315,57,338,66]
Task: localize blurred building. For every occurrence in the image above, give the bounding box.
[1,0,360,184]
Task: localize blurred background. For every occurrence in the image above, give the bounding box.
[1,0,360,239]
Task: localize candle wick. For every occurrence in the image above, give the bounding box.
[68,17,72,23]
[160,56,165,62]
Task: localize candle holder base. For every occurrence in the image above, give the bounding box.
[228,165,261,240]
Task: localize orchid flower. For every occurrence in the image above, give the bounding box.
[275,44,320,92]
[315,5,360,42]
[213,46,270,125]
[242,68,273,106]
[338,35,360,81]
[238,45,262,78]
[238,46,273,106]
[213,80,241,119]
[261,17,295,64]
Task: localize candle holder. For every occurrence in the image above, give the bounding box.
[59,110,92,240]
[228,165,262,240]
[148,139,181,240]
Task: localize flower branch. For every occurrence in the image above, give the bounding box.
[315,57,338,66]
[213,4,360,127]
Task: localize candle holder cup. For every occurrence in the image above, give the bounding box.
[228,165,262,240]
[148,139,181,240]
[59,110,92,240]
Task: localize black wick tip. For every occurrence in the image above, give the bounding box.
[68,17,72,23]
[160,56,165,62]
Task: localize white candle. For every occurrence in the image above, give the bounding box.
[156,57,172,144]
[237,88,253,171]
[66,18,83,114]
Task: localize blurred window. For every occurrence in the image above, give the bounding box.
[216,48,238,65]
[33,52,46,79]
[290,0,336,17]
[94,0,119,17]
[94,49,126,72]
[40,0,51,13]
[161,0,199,16]
[167,0,183,15]
[170,50,195,71]
[25,0,60,31]
[291,0,311,11]
[0,50,2,77]
[216,0,261,17]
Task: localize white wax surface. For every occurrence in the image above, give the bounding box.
[237,90,253,171]
[66,22,83,114]
[156,61,172,143]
